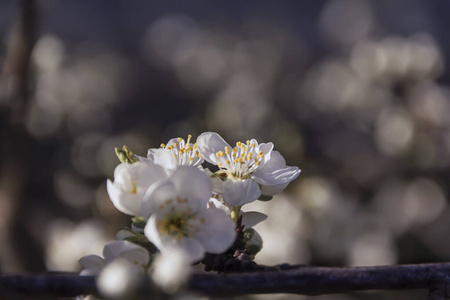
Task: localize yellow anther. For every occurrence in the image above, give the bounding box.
[177,138,182,142]
[186,146,192,151]
[226,159,230,164]
[232,147,237,153]
[189,157,194,161]
[218,163,223,168]
[160,143,166,148]
[258,151,263,155]
[256,161,261,166]
[225,147,230,154]
[193,143,197,149]
[173,154,177,159]
[251,143,255,147]
[174,143,178,147]
[186,134,192,145]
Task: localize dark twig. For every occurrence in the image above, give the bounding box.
[2,263,450,299]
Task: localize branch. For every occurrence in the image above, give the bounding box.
[2,263,450,299]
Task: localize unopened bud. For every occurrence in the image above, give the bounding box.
[115,145,139,164]
[243,228,263,255]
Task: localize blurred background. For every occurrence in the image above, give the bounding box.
[1,0,450,299]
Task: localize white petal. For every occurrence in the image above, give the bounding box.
[241,211,268,228]
[144,215,164,250]
[208,198,230,215]
[166,137,183,147]
[137,162,168,191]
[113,163,128,179]
[141,180,177,219]
[172,237,205,263]
[253,150,301,189]
[222,178,261,206]
[102,241,149,266]
[260,182,289,196]
[171,166,212,211]
[257,142,274,167]
[202,168,223,195]
[79,255,105,276]
[195,208,236,254]
[147,148,177,171]
[107,179,140,216]
[196,132,230,165]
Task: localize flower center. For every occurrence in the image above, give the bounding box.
[156,205,200,240]
[160,134,203,167]
[215,140,264,179]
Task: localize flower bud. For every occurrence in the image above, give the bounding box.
[243,228,263,255]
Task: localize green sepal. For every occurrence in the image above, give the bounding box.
[258,195,273,201]
[210,169,227,178]
[131,216,146,230]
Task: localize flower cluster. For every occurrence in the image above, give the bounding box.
[79,132,300,295]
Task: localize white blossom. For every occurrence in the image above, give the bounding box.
[146,135,204,173]
[142,166,236,263]
[197,132,301,206]
[106,161,167,216]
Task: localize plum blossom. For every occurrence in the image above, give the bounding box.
[142,166,236,263]
[106,161,167,216]
[145,135,204,173]
[79,240,150,276]
[197,132,301,206]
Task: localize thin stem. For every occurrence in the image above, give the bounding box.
[2,263,450,299]
[230,205,241,221]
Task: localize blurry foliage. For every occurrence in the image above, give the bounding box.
[1,1,450,299]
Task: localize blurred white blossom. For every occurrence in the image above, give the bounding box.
[151,248,191,294]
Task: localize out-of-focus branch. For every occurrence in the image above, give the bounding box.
[1,0,37,123]
[1,263,450,299]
